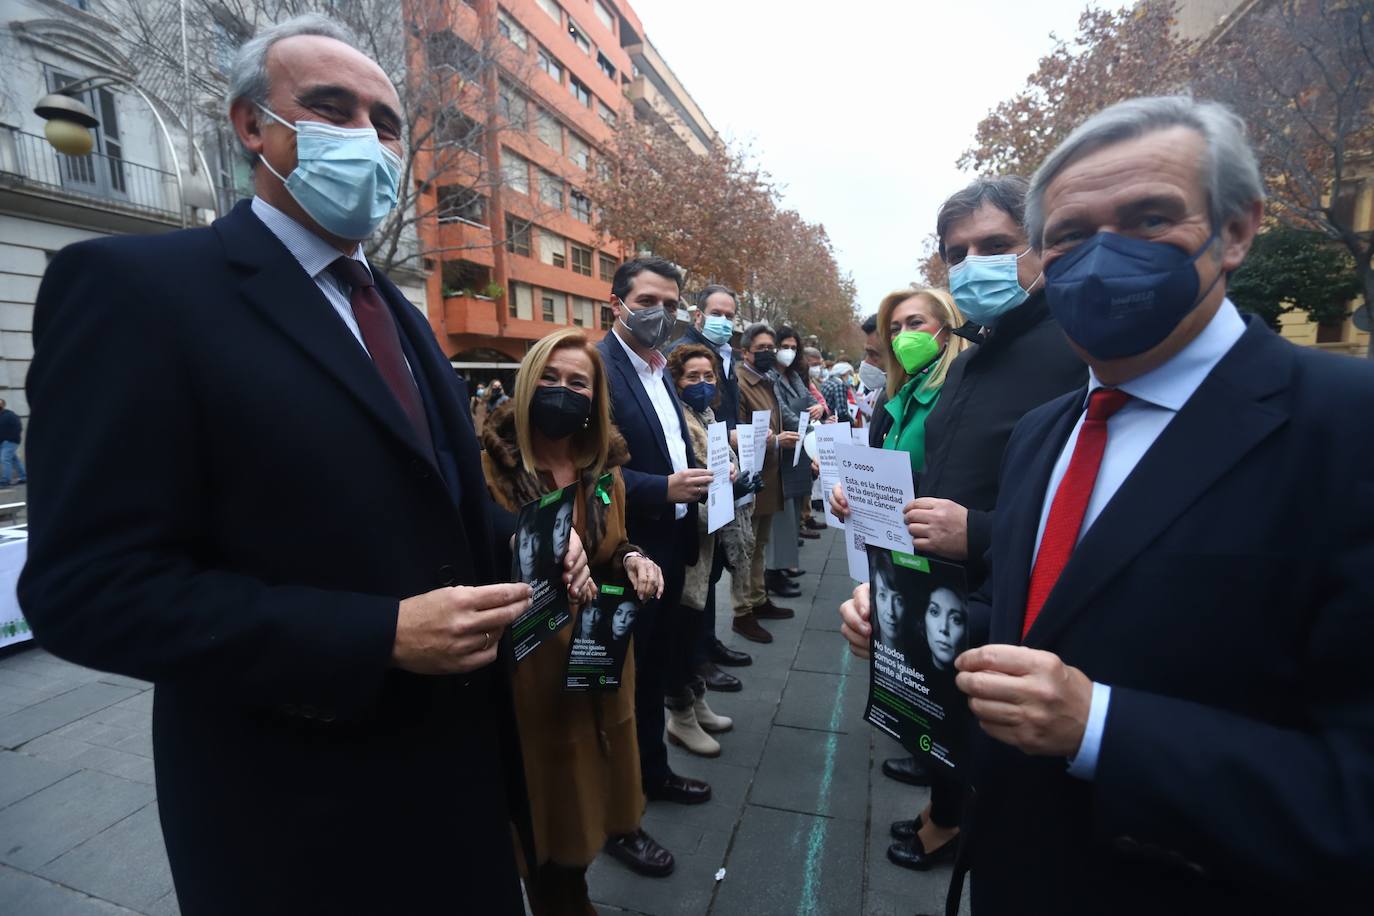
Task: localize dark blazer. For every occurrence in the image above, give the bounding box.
[20,201,528,915]
[960,317,1374,915]
[919,293,1085,586]
[664,326,739,431]
[596,330,699,568]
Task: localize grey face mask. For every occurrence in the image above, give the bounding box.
[858,361,887,391]
[620,301,672,350]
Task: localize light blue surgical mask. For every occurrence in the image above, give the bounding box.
[257,105,402,240]
[948,247,1042,328]
[701,315,733,346]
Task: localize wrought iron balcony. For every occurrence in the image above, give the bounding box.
[0,125,217,224]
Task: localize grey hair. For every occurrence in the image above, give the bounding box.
[696,284,738,309]
[935,176,1030,261]
[803,346,822,359]
[226,14,362,160]
[1026,95,1264,249]
[740,322,776,349]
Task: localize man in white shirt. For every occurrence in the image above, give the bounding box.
[595,259,717,870]
[21,14,592,914]
[842,95,1374,914]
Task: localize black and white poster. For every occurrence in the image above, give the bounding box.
[563,584,637,691]
[863,547,971,772]
[509,487,575,662]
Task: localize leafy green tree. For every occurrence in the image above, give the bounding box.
[1229,229,1361,330]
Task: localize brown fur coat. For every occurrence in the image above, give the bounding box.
[479,400,644,867]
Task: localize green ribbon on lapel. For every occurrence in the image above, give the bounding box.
[595,473,613,505]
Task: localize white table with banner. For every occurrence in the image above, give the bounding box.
[0,526,31,649]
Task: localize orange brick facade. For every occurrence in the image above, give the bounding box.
[409,0,652,366]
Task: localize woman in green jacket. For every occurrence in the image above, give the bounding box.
[876,287,967,479]
[868,286,971,873]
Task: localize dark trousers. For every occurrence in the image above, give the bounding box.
[928,766,965,829]
[524,862,595,916]
[633,552,693,788]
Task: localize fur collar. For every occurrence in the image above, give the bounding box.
[481,400,630,560]
[482,401,629,477]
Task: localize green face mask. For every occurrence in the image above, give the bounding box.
[891,329,942,375]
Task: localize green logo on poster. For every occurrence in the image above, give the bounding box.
[599,676,607,685]
[601,584,626,596]
[919,734,932,752]
[893,551,930,573]
[539,487,565,508]
[548,617,559,630]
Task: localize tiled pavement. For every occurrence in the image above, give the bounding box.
[0,526,967,915]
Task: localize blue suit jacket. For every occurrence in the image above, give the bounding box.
[596,331,699,569]
[960,316,1374,915]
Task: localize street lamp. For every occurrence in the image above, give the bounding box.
[32,93,97,156]
[32,74,218,228]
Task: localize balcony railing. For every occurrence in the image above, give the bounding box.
[0,125,187,222]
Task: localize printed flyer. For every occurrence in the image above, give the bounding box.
[564,584,637,691]
[509,487,575,662]
[863,548,970,771]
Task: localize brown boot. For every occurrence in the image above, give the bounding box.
[732,612,773,643]
[754,599,795,620]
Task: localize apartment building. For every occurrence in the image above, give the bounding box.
[410,0,716,374]
[1178,0,1371,355]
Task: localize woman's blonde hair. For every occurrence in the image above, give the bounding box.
[512,328,612,478]
[876,287,968,400]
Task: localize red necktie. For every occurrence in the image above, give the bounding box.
[327,257,435,458]
[1022,388,1132,639]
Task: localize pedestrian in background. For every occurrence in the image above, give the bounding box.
[0,399,25,487]
[480,328,672,901]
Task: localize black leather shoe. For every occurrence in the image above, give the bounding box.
[804,516,826,531]
[886,834,958,871]
[781,567,806,579]
[698,661,742,692]
[709,638,752,667]
[881,756,931,787]
[889,816,924,841]
[799,528,821,540]
[646,771,712,805]
[765,572,801,597]
[753,599,795,620]
[604,829,675,877]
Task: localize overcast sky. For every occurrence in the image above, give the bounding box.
[628,0,1095,313]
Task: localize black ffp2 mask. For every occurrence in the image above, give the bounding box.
[529,385,592,440]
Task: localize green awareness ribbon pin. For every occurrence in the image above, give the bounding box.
[595,473,613,505]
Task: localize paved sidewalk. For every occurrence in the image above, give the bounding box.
[0,527,966,915]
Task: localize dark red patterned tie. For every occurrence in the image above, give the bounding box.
[1022,388,1132,639]
[327,257,435,457]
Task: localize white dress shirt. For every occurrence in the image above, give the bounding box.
[252,197,375,356]
[613,328,690,520]
[1031,299,1246,779]
[718,343,733,377]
